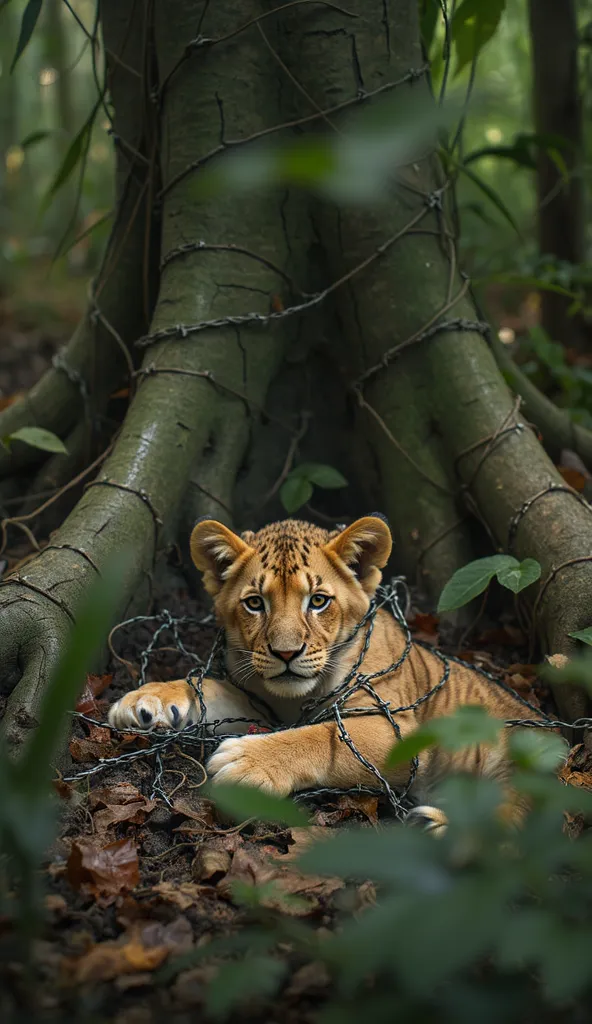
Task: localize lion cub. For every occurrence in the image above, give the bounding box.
[108,514,545,826]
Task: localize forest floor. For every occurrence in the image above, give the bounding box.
[1,291,591,1024]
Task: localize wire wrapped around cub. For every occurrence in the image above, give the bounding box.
[66,578,570,814]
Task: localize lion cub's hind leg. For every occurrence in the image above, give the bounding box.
[406,804,449,837]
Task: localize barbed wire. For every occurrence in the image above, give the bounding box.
[64,578,576,816]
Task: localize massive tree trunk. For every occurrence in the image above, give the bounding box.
[274,1,592,719]
[0,0,296,752]
[2,0,592,755]
[527,0,587,351]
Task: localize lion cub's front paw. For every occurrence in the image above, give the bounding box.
[207,734,294,796]
[108,681,197,732]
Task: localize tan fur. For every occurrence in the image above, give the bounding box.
[108,516,549,825]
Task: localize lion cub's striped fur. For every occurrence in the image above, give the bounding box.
[109,515,545,829]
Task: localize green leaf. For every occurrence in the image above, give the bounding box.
[569,627,592,647]
[20,129,52,150]
[206,782,310,827]
[464,132,572,172]
[430,705,503,752]
[388,707,502,767]
[475,273,576,299]
[455,162,521,237]
[41,102,99,213]
[508,730,567,773]
[297,825,444,887]
[194,91,456,204]
[292,462,348,489]
[10,0,43,73]
[206,955,287,1018]
[385,727,438,767]
[280,474,313,514]
[54,209,113,262]
[496,558,541,594]
[437,554,517,613]
[7,426,67,454]
[451,0,506,77]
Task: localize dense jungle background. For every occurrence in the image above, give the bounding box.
[4,0,592,1022]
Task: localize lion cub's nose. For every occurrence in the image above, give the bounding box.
[269,644,306,662]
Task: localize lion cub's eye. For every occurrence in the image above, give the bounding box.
[243,595,265,613]
[309,593,331,611]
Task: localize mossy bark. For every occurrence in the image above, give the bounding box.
[277,0,592,720]
[0,0,296,753]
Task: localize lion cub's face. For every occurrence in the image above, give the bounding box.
[190,515,392,700]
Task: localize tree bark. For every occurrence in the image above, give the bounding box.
[277,0,592,720]
[527,0,586,350]
[0,0,297,753]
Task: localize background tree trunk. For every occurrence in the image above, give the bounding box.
[274,0,592,719]
[527,0,586,350]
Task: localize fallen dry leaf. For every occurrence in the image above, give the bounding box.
[410,611,440,644]
[559,743,592,792]
[546,654,570,671]
[506,663,537,678]
[75,673,113,716]
[89,781,156,831]
[152,881,208,910]
[66,837,139,898]
[558,466,587,492]
[192,845,232,882]
[504,673,539,706]
[69,724,116,763]
[0,391,25,412]
[220,845,343,915]
[64,917,192,984]
[45,894,67,914]
[283,826,328,861]
[285,961,331,998]
[314,793,379,827]
[173,795,216,828]
[476,625,525,648]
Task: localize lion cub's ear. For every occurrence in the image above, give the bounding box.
[190,519,254,595]
[323,514,392,594]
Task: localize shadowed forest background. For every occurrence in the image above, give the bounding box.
[4,1,592,1022]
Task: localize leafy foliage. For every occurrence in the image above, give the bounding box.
[386,705,503,767]
[448,0,503,75]
[569,627,592,647]
[0,556,129,938]
[10,0,43,73]
[206,783,310,828]
[519,326,592,428]
[3,426,67,455]
[41,101,100,213]
[451,0,506,76]
[280,462,347,515]
[168,707,592,1023]
[437,554,541,612]
[195,92,456,203]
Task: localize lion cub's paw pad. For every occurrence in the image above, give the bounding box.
[407,804,448,837]
[107,682,196,732]
[206,735,285,795]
